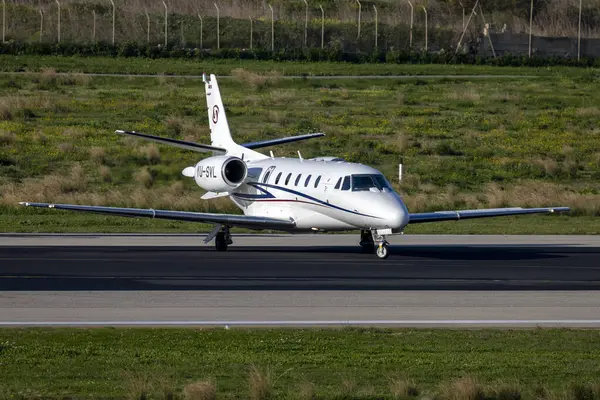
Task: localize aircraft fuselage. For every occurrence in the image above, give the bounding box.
[225,157,410,233]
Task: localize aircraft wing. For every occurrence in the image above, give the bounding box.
[408,207,570,224]
[241,133,325,149]
[19,202,296,230]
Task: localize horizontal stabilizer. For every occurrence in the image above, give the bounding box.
[116,130,227,154]
[19,202,296,230]
[241,133,325,150]
[409,207,570,224]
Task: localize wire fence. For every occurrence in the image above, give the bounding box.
[2,0,600,58]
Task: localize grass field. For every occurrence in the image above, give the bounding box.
[0,58,599,233]
[0,55,589,76]
[0,328,600,399]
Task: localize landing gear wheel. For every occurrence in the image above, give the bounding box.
[375,243,389,259]
[215,232,228,251]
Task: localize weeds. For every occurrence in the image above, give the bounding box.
[439,376,486,400]
[389,376,419,398]
[183,380,216,400]
[232,68,281,90]
[248,364,273,400]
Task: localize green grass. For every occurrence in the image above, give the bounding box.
[0,328,600,399]
[0,60,599,233]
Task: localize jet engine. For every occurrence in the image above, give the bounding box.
[192,155,248,192]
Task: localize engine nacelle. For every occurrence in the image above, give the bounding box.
[194,155,248,192]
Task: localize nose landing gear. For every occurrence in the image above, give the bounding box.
[359,230,390,259]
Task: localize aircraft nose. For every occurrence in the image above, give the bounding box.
[383,196,409,229]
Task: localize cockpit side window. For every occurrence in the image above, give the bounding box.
[275,172,282,184]
[285,173,292,185]
[295,174,302,186]
[305,175,312,187]
[334,177,342,190]
[341,176,351,190]
[351,174,392,192]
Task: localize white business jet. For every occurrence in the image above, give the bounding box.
[20,73,570,259]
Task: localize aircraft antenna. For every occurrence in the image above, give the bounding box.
[297,151,303,162]
[270,151,274,159]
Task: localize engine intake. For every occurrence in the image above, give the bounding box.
[194,156,248,192]
[222,158,246,186]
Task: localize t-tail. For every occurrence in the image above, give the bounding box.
[203,73,236,149]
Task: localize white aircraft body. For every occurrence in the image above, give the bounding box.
[20,73,570,259]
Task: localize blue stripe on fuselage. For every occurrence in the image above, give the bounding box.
[232,182,381,219]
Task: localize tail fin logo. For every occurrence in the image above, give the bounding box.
[212,105,220,124]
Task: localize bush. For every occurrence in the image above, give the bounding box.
[0,40,596,67]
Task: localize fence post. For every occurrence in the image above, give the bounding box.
[406,0,413,48]
[110,0,115,45]
[269,4,274,52]
[163,1,167,47]
[146,10,150,44]
[320,4,324,49]
[373,5,377,49]
[197,14,202,48]
[55,0,60,43]
[39,9,44,42]
[93,10,96,42]
[459,1,465,29]
[249,16,252,49]
[455,0,478,54]
[2,0,5,43]
[422,5,427,52]
[478,3,496,57]
[355,0,361,39]
[302,0,308,47]
[528,0,533,57]
[577,0,582,60]
[214,2,219,49]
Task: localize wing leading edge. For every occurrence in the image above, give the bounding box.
[19,202,296,230]
[408,206,570,224]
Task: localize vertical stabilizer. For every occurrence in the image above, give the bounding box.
[203,73,235,149]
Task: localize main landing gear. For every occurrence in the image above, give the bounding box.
[215,227,233,251]
[359,229,390,259]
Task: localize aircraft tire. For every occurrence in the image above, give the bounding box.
[375,244,389,259]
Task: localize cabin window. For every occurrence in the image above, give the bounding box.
[275,172,282,184]
[285,173,292,185]
[295,174,302,186]
[314,176,321,188]
[304,175,312,187]
[341,176,351,191]
[334,177,342,189]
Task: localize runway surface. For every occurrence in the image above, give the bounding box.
[1,234,599,326]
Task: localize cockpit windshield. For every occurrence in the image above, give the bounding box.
[351,174,392,192]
